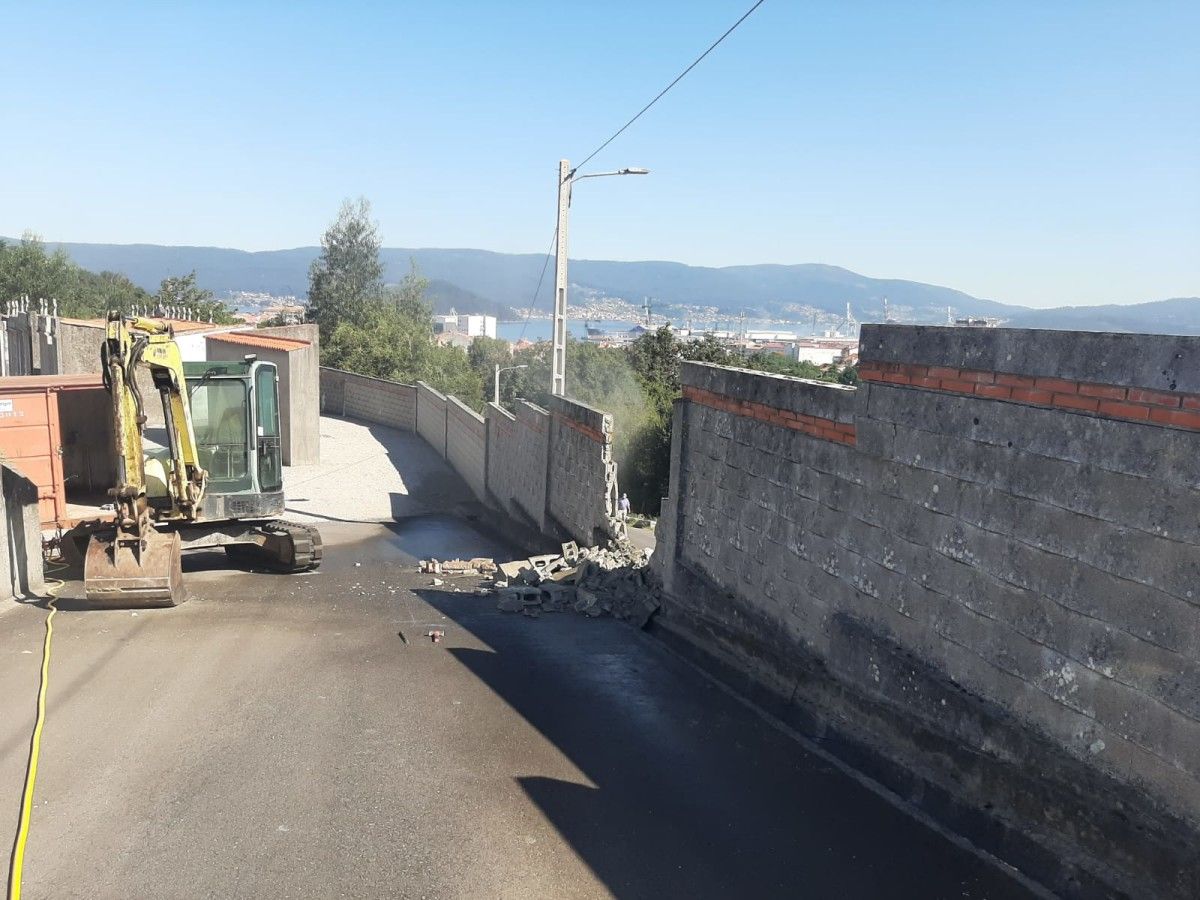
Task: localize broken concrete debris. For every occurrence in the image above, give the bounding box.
[420,557,498,576]
[491,539,660,628]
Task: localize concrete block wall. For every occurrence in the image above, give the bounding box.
[1,463,45,600]
[415,382,448,458]
[5,314,34,376]
[547,395,618,546]
[483,403,519,517]
[257,323,320,466]
[445,397,487,502]
[484,400,550,532]
[43,318,166,428]
[206,327,320,466]
[652,328,1200,898]
[319,368,417,430]
[316,367,616,548]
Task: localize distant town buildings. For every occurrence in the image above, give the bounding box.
[434,313,497,339]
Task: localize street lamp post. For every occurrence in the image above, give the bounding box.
[551,159,649,396]
[494,363,528,406]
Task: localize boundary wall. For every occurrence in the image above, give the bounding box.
[651,326,1200,898]
[319,368,416,430]
[415,381,448,458]
[1,463,45,600]
[446,397,486,502]
[485,401,549,533]
[547,395,619,547]
[318,368,616,547]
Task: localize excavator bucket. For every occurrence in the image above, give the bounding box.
[84,527,184,607]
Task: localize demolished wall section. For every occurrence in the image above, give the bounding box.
[652,334,1200,899]
[546,395,617,546]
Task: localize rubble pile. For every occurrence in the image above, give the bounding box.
[419,558,497,576]
[490,540,661,628]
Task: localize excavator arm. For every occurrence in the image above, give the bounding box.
[85,313,208,606]
[101,314,207,516]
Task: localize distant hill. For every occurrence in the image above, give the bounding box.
[14,238,1200,334]
[1003,298,1200,334]
[425,279,514,320]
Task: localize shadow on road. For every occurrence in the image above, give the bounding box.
[414,587,1034,900]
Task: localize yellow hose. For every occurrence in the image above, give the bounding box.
[8,571,65,900]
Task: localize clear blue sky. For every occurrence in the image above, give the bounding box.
[1,1,1196,308]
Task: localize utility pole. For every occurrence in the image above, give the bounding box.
[550,158,649,397]
[552,159,572,397]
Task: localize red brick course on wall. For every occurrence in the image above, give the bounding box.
[681,384,856,445]
[859,362,1200,432]
[552,411,608,444]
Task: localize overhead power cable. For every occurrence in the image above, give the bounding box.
[517,225,559,343]
[518,0,766,340]
[572,0,768,175]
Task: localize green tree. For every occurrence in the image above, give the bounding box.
[681,333,734,365]
[0,231,158,317]
[625,326,681,389]
[0,233,74,304]
[307,197,384,339]
[320,253,486,406]
[75,270,150,315]
[468,336,521,405]
[154,270,237,323]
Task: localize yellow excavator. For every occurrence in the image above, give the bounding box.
[71,312,321,606]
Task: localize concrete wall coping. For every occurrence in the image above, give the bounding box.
[514,399,549,419]
[681,361,858,424]
[416,380,448,402]
[484,401,516,422]
[447,394,485,424]
[859,324,1200,394]
[548,395,613,434]
[321,367,416,390]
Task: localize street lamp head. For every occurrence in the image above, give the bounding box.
[619,167,650,175]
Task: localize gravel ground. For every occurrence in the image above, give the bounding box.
[282,416,475,525]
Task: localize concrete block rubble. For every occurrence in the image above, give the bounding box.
[419,557,498,576]
[423,540,661,628]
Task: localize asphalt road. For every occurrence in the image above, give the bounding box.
[1,517,1036,899]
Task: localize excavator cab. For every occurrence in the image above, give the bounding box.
[79,314,320,608]
[184,358,285,519]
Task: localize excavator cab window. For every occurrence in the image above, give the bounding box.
[254,365,283,493]
[189,378,253,492]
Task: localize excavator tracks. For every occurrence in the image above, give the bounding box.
[225,519,323,573]
[265,520,324,572]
